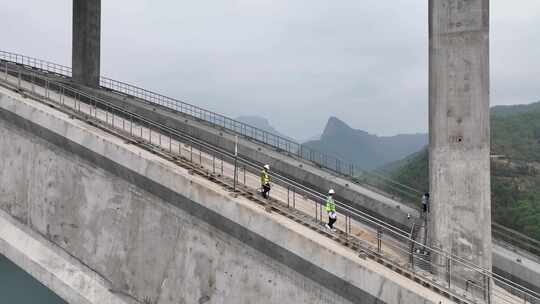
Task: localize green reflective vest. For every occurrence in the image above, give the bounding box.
[325,197,336,213]
[261,170,270,186]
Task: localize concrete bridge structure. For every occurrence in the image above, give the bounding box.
[0,73,456,304]
[1,0,540,303]
[1,52,539,304]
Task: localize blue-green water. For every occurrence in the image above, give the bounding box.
[0,254,67,304]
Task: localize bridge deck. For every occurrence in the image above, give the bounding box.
[0,69,535,304]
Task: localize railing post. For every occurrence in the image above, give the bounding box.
[446,255,451,288]
[409,239,415,270]
[17,66,21,89]
[345,215,349,236]
[287,187,290,208]
[377,227,382,254]
[319,202,322,223]
[484,270,491,304]
[233,135,238,192]
[293,187,296,208]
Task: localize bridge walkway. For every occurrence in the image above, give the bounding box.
[2,61,538,304]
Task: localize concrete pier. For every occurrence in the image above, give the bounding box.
[428,0,491,293]
[72,0,100,87]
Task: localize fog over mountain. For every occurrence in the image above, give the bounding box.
[235,115,293,140]
[304,117,428,170]
[3,0,539,140]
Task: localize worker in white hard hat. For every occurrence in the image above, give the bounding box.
[260,164,271,199]
[325,189,337,231]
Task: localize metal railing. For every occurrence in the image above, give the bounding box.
[0,50,422,204]
[493,223,540,258]
[3,50,540,257]
[98,75,423,201]
[3,62,540,304]
[0,50,71,77]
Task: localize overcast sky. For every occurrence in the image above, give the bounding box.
[2,1,539,139]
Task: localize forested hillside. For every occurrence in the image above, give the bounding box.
[382,101,540,240]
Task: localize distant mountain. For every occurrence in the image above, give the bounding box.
[383,101,540,240]
[303,117,428,170]
[491,102,540,117]
[235,115,294,141]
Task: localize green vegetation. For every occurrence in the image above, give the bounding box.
[382,101,540,241]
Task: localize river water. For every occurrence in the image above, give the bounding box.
[0,254,67,304]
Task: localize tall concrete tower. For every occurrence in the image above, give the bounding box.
[72,0,101,87]
[428,0,491,296]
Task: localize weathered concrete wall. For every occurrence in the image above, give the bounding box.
[0,208,133,304]
[428,0,492,285]
[0,88,450,303]
[72,0,100,87]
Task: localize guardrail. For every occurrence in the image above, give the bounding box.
[4,50,540,257]
[99,75,423,200]
[0,50,422,204]
[3,61,540,304]
[0,50,71,77]
[493,223,540,258]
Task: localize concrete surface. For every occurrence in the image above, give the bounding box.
[428,0,492,287]
[72,0,100,87]
[493,240,540,294]
[0,209,132,304]
[4,65,540,302]
[0,87,454,303]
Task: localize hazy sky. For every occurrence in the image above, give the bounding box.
[2,1,539,139]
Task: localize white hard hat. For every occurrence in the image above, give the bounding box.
[264,164,270,170]
[328,189,335,195]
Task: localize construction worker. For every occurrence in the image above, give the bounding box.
[325,189,337,231]
[261,164,271,199]
[421,192,429,214]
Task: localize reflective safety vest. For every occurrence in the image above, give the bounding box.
[261,170,270,186]
[325,196,336,213]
